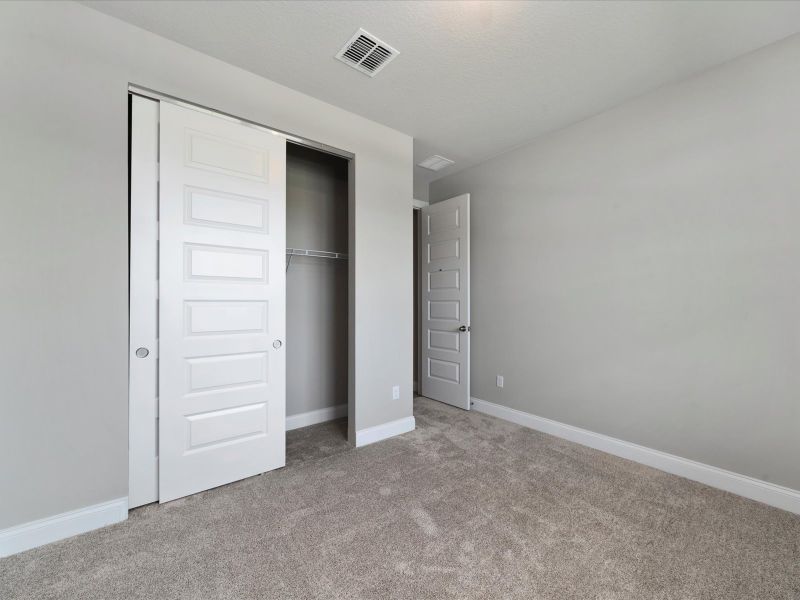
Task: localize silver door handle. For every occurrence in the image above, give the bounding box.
[273,339,283,349]
[135,347,150,358]
[458,326,470,332]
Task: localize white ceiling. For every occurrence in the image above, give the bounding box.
[83,1,800,197]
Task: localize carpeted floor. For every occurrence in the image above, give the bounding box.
[2,397,799,599]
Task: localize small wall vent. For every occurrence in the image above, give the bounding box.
[417,155,455,172]
[336,28,399,77]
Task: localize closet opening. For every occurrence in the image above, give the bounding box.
[285,142,351,462]
[129,90,358,507]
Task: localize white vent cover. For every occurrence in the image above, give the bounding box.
[336,28,399,77]
[417,155,455,172]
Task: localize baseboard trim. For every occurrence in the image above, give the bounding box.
[286,404,347,431]
[0,497,128,558]
[355,416,416,447]
[471,397,800,515]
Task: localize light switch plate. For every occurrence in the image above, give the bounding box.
[496,375,504,388]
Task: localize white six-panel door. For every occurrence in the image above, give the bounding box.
[158,102,287,502]
[419,194,471,410]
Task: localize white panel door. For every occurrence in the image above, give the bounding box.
[419,194,470,410]
[129,95,159,508]
[159,102,286,502]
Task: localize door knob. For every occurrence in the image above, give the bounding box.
[135,347,149,358]
[273,339,283,349]
[458,325,470,332]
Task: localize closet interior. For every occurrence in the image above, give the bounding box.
[285,143,350,448]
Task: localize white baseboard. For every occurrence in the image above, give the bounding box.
[355,416,416,447]
[286,404,347,431]
[471,397,800,515]
[0,497,128,558]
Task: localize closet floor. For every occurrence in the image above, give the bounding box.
[2,397,799,599]
[286,417,350,466]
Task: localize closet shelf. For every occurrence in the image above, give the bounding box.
[286,248,349,260]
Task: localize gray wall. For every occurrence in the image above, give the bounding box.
[286,145,348,416]
[431,34,800,491]
[0,1,413,530]
[413,179,429,203]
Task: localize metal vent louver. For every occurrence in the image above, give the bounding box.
[417,155,455,172]
[336,29,399,77]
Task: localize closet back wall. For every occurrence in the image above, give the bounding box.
[287,145,348,417]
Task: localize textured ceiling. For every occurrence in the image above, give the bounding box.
[82,1,800,197]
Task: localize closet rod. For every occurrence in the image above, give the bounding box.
[286,248,349,260]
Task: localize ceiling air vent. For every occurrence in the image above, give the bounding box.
[336,28,399,77]
[417,155,455,172]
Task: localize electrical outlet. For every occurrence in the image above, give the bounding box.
[496,375,504,388]
[392,385,400,400]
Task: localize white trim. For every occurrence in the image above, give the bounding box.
[286,404,347,431]
[471,397,800,515]
[412,198,429,209]
[0,497,128,558]
[355,416,416,447]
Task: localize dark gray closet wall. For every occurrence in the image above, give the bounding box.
[286,144,348,417]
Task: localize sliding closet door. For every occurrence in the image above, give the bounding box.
[129,95,159,508]
[158,102,287,502]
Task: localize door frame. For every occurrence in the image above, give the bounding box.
[128,86,357,507]
[412,199,428,395]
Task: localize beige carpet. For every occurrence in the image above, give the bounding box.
[2,397,799,599]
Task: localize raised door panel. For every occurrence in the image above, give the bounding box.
[185,301,268,336]
[185,129,269,181]
[428,329,460,353]
[185,187,269,232]
[186,403,268,451]
[184,244,269,282]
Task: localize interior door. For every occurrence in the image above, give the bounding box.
[158,102,286,502]
[418,194,470,410]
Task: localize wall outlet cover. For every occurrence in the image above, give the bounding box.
[392,385,400,400]
[496,375,504,388]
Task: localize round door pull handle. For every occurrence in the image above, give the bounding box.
[135,347,150,358]
[458,325,470,332]
[273,339,283,349]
